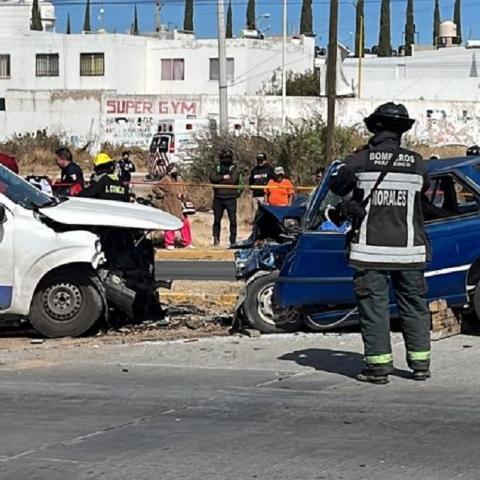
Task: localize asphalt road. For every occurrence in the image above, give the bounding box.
[156,260,236,281]
[1,332,480,479]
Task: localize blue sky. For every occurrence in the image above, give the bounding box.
[55,0,478,50]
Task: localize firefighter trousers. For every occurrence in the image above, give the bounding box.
[353,269,431,373]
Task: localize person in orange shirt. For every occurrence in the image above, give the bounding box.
[265,166,295,206]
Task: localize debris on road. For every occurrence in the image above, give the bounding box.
[101,304,232,337]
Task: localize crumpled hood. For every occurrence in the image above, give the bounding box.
[39,197,183,231]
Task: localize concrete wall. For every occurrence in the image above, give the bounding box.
[2,90,479,150]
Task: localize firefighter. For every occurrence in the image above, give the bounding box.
[209,148,240,247]
[80,152,130,201]
[330,102,431,385]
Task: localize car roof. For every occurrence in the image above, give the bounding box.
[427,156,480,174]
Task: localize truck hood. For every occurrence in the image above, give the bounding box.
[39,197,183,231]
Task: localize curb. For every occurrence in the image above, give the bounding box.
[156,249,235,261]
[161,292,238,308]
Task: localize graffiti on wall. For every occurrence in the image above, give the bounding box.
[102,96,201,148]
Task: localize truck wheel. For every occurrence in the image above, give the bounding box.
[243,272,302,334]
[29,268,103,338]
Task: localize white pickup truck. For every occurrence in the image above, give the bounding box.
[0,164,182,338]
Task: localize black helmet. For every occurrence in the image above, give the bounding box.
[467,145,480,156]
[256,152,267,162]
[219,147,233,160]
[364,102,415,134]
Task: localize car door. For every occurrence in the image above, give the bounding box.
[0,202,14,310]
[423,174,480,307]
[275,166,355,308]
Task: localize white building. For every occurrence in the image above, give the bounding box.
[0,0,316,145]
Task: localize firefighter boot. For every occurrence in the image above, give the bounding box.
[356,364,394,385]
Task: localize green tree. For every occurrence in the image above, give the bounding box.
[246,0,255,30]
[433,0,441,46]
[454,0,462,44]
[184,0,194,32]
[83,0,91,32]
[132,6,139,35]
[66,12,71,34]
[30,0,43,31]
[354,0,365,58]
[300,0,313,35]
[405,0,415,56]
[226,0,233,38]
[378,0,391,57]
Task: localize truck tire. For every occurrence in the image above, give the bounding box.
[243,272,302,334]
[29,267,104,338]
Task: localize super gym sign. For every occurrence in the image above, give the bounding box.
[102,95,202,147]
[105,96,200,117]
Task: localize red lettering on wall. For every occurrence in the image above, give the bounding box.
[181,102,196,115]
[159,101,168,114]
[106,100,116,114]
[143,101,153,114]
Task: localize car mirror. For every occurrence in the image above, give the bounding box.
[0,205,6,224]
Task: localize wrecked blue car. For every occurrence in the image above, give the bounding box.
[236,157,480,333]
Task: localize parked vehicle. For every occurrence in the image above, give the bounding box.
[0,164,182,338]
[275,156,480,330]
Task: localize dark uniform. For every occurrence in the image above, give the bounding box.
[80,172,130,202]
[210,149,240,246]
[330,103,431,384]
[117,157,136,183]
[60,161,84,196]
[249,156,274,199]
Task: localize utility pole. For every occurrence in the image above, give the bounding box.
[217,0,229,133]
[281,0,287,129]
[325,0,339,164]
[358,13,363,98]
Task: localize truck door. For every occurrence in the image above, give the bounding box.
[0,203,14,310]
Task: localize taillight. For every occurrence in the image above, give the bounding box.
[169,137,175,153]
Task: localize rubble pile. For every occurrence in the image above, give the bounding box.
[102,305,232,336]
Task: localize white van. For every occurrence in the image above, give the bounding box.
[0,164,182,338]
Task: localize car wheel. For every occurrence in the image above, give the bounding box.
[29,267,104,338]
[243,272,302,334]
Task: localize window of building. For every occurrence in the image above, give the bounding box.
[0,98,5,111]
[161,59,184,81]
[80,53,105,76]
[209,58,235,81]
[0,55,10,79]
[36,54,59,77]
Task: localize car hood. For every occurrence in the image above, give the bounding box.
[39,197,183,231]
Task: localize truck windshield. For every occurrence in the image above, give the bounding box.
[0,165,54,209]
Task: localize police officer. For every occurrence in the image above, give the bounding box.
[80,152,130,201]
[55,147,85,196]
[117,150,136,183]
[249,153,274,209]
[209,148,240,247]
[330,102,431,385]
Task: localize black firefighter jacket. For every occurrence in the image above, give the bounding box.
[330,131,430,270]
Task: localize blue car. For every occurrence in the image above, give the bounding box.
[271,156,480,330]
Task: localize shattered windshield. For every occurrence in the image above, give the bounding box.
[0,165,55,209]
[304,163,343,229]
